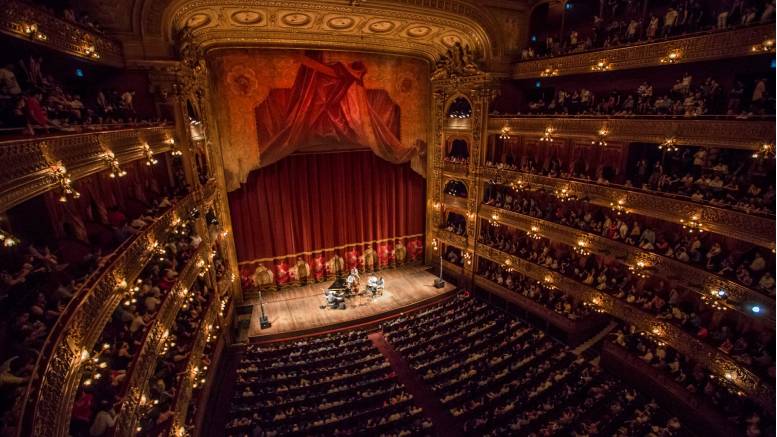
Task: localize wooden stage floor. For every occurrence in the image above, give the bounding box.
[246,265,456,340]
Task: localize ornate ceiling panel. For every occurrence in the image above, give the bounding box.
[161,0,496,62]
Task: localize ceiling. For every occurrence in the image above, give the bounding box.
[81,0,533,64]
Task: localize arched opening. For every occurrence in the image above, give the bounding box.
[445,97,473,130]
[444,180,469,198]
[445,138,470,164]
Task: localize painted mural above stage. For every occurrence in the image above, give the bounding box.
[209,49,430,191]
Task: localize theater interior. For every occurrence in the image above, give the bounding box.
[0,0,774,436]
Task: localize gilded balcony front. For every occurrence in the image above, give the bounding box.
[23,184,215,437]
[513,24,774,79]
[477,167,775,249]
[475,244,774,411]
[0,126,176,212]
[487,117,773,150]
[0,0,124,66]
[477,203,775,318]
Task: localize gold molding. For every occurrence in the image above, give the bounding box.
[514,24,775,79]
[166,0,494,63]
[22,184,215,437]
[475,244,774,410]
[487,117,773,150]
[0,0,124,67]
[477,167,775,249]
[477,203,775,320]
[114,244,209,436]
[0,127,176,213]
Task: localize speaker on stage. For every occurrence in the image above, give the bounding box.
[259,314,271,329]
[434,278,446,288]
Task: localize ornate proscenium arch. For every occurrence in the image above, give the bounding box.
[161,0,496,63]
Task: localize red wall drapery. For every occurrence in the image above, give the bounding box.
[228,150,426,285]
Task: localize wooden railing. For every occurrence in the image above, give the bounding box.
[0,126,175,212]
[477,167,775,249]
[474,244,774,410]
[477,203,775,319]
[513,24,774,79]
[21,184,215,437]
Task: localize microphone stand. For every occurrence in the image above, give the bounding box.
[258,289,271,329]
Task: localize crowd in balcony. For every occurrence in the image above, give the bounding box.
[477,258,593,320]
[477,223,775,380]
[382,294,682,436]
[68,222,202,437]
[444,180,468,198]
[0,185,182,434]
[444,212,467,236]
[0,55,164,137]
[610,324,772,436]
[135,278,213,435]
[227,329,432,436]
[445,246,465,266]
[444,139,470,165]
[522,0,775,60]
[524,73,773,117]
[483,183,776,296]
[485,142,775,216]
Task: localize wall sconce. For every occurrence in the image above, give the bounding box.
[752,143,775,159]
[591,59,612,71]
[554,187,574,202]
[592,127,609,146]
[502,257,514,272]
[541,66,559,77]
[142,143,159,166]
[103,150,127,178]
[659,49,682,64]
[0,230,19,248]
[680,215,704,233]
[499,125,511,140]
[463,251,472,266]
[51,162,80,202]
[432,201,441,211]
[527,225,541,240]
[752,38,775,52]
[610,199,628,215]
[628,260,650,279]
[539,126,555,142]
[574,240,590,256]
[23,23,46,41]
[658,137,679,152]
[431,238,439,251]
[489,212,501,228]
[83,44,100,59]
[701,288,729,311]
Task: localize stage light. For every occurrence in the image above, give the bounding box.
[752,305,761,314]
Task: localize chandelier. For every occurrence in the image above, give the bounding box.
[680,215,704,233]
[143,143,159,166]
[499,126,511,140]
[489,212,501,228]
[574,240,590,256]
[591,59,612,72]
[541,67,559,77]
[591,127,609,146]
[628,261,650,279]
[51,162,80,202]
[527,225,541,240]
[539,126,555,142]
[610,199,628,215]
[701,288,729,311]
[0,230,19,248]
[554,187,574,202]
[658,137,679,152]
[103,150,127,178]
[752,143,775,159]
[659,49,682,64]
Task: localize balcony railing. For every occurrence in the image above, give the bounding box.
[487,117,773,150]
[478,203,775,319]
[21,184,215,437]
[0,0,123,66]
[0,126,176,212]
[475,244,774,411]
[514,24,774,79]
[113,244,209,436]
[436,228,467,248]
[477,167,775,249]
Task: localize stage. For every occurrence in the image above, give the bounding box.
[245,265,457,341]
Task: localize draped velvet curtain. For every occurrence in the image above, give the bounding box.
[228,150,426,287]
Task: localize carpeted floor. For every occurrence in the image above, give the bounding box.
[369,332,464,437]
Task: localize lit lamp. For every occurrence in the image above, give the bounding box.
[659,49,682,64]
[103,150,127,178]
[592,127,609,146]
[527,225,541,240]
[142,143,159,166]
[610,199,628,215]
[591,59,612,71]
[680,215,704,233]
[574,240,590,256]
[0,230,19,248]
[628,260,649,279]
[752,143,775,159]
[499,125,511,140]
[489,212,501,228]
[658,137,679,152]
[51,162,80,202]
[752,38,775,53]
[539,126,555,142]
[541,66,559,77]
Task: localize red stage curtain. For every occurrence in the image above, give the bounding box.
[253,57,418,170]
[228,150,426,284]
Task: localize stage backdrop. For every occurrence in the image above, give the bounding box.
[209,49,430,191]
[229,150,425,289]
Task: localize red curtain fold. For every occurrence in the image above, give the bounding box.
[228,150,426,277]
[253,56,417,170]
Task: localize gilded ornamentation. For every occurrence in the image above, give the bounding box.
[0,127,175,213]
[478,166,774,249]
[514,24,774,79]
[475,244,774,410]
